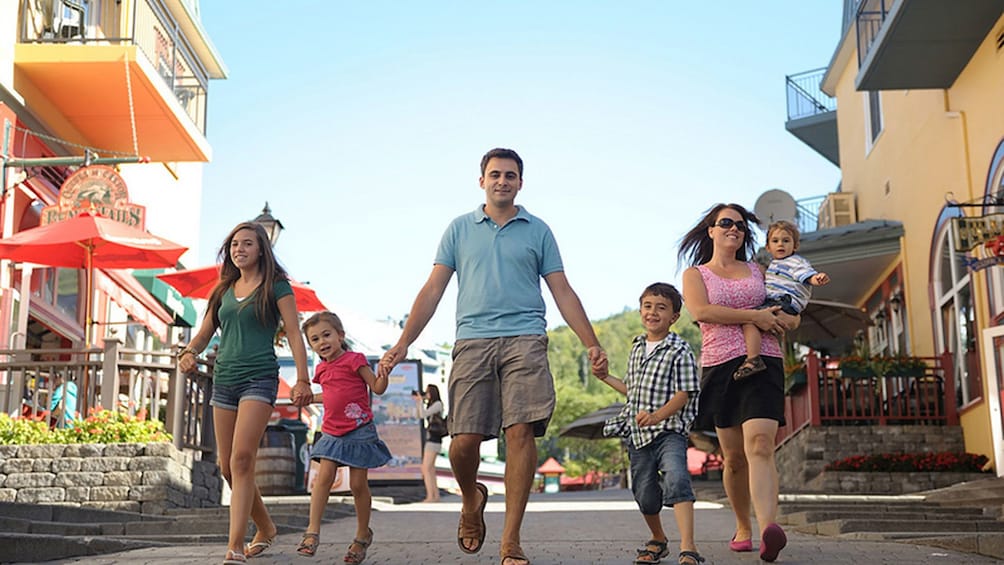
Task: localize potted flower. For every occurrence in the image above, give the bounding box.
[882,354,927,377]
[839,355,877,379]
[783,344,807,393]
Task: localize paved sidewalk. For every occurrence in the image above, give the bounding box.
[25,489,1001,564]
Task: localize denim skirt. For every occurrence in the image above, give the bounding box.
[310,422,392,469]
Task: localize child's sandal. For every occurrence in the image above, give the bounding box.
[296,532,319,557]
[344,527,373,564]
[733,356,766,380]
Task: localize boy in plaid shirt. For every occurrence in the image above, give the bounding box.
[596,283,704,565]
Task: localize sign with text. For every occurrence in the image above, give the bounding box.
[43,166,146,228]
[951,213,1004,252]
[368,358,423,482]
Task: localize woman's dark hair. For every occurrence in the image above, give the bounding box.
[425,383,441,405]
[206,222,289,329]
[677,203,761,268]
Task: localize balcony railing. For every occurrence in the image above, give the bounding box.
[777,350,958,446]
[856,0,889,68]
[795,195,825,235]
[0,341,215,459]
[18,0,209,134]
[785,68,836,121]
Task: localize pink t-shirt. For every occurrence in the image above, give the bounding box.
[696,262,782,366]
[313,351,373,436]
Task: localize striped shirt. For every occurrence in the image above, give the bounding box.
[603,332,701,448]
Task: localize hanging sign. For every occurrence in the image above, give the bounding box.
[951,214,1004,252]
[962,235,1004,272]
[42,166,146,229]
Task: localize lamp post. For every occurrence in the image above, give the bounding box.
[253,202,284,246]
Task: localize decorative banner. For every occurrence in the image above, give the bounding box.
[43,165,146,228]
[962,234,1004,272]
[951,214,1004,252]
[367,359,424,482]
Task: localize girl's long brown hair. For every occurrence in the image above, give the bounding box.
[206,222,289,329]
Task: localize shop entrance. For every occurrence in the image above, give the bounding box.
[983,325,1004,477]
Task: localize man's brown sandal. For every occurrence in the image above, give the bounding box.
[457,482,488,554]
[500,541,530,565]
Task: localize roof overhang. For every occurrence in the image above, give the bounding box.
[798,219,904,306]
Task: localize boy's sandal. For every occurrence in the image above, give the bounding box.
[457,482,489,554]
[222,549,247,565]
[296,532,320,557]
[634,539,669,564]
[343,527,373,564]
[733,356,767,380]
[678,550,706,565]
[499,541,530,565]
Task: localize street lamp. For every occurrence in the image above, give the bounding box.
[253,202,284,246]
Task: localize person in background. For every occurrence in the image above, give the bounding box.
[179,222,312,565]
[49,372,78,425]
[295,311,391,563]
[412,384,445,502]
[378,148,607,565]
[678,203,800,563]
[596,283,704,565]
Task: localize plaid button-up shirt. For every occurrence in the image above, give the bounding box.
[603,332,700,449]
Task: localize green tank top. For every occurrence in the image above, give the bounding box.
[212,279,293,386]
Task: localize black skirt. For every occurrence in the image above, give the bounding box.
[694,355,786,431]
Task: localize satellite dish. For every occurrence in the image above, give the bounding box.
[754,189,798,224]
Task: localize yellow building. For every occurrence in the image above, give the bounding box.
[0,0,226,353]
[788,0,1004,471]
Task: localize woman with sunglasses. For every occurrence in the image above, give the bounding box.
[678,203,798,563]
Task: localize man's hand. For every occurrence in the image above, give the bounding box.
[378,344,407,379]
[587,345,607,376]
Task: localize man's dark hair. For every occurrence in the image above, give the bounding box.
[640,282,682,314]
[480,148,523,178]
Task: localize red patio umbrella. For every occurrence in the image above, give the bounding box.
[156,265,327,312]
[0,210,188,346]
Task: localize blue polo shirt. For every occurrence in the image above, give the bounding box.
[435,205,564,339]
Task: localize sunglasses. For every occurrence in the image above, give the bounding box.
[714,217,747,231]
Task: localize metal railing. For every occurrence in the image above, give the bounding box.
[856,0,889,67]
[777,350,958,445]
[0,341,215,458]
[785,68,836,121]
[795,195,825,235]
[17,0,209,134]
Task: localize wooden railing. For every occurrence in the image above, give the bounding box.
[0,341,215,459]
[777,351,958,446]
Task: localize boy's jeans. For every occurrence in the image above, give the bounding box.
[628,430,695,515]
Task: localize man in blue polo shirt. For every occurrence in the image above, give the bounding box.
[379,148,607,565]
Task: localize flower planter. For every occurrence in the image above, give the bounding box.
[840,367,876,379]
[784,370,807,394]
[885,366,926,378]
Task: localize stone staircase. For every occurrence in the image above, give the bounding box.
[777,476,1004,560]
[0,498,356,562]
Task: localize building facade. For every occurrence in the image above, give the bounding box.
[0,0,226,355]
[788,0,1004,471]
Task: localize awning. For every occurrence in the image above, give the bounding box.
[132,268,198,327]
[798,220,904,306]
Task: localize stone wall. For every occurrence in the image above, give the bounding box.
[805,470,989,494]
[0,442,221,514]
[776,425,968,492]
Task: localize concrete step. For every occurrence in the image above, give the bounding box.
[779,501,986,513]
[781,509,998,527]
[0,501,155,524]
[808,518,1004,536]
[0,533,164,563]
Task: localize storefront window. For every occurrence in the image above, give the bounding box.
[55,268,80,322]
[933,225,980,406]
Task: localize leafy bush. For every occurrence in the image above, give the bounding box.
[0,410,172,445]
[826,452,989,473]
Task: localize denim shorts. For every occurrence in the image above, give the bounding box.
[210,375,279,411]
[628,430,695,514]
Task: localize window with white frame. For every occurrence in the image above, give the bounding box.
[864,90,883,150]
[933,225,981,406]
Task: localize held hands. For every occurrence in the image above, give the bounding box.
[178,353,196,373]
[290,381,312,407]
[587,345,608,377]
[378,344,406,379]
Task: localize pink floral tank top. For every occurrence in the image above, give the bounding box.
[696,262,782,366]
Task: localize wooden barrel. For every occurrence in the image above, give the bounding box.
[256,429,295,495]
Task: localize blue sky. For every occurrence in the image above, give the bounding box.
[196,2,842,346]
